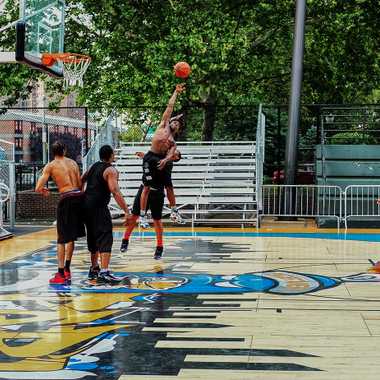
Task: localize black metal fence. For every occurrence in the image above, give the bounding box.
[15,162,44,191]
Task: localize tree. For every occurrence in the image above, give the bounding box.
[1,0,380,140]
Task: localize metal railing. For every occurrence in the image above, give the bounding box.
[260,185,342,229]
[343,185,380,229]
[0,182,12,239]
[0,139,16,229]
[259,184,380,229]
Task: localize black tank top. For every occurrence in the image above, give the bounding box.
[84,161,112,207]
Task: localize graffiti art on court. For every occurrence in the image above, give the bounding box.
[0,239,378,378]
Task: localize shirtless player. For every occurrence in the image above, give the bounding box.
[134,149,184,224]
[35,141,85,284]
[138,83,185,229]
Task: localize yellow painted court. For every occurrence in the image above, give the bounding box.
[1,226,380,379]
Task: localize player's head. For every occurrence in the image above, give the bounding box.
[169,114,183,136]
[52,141,66,157]
[99,145,114,163]
[173,149,182,162]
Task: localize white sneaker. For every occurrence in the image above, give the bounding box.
[170,209,186,224]
[139,215,150,229]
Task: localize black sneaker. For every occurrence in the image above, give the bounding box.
[154,246,163,260]
[97,271,122,285]
[120,239,129,253]
[88,266,100,280]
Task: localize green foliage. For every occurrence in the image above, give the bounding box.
[330,132,377,145]
[1,0,380,139]
[119,126,144,142]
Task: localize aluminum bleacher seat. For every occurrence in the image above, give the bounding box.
[111,141,257,226]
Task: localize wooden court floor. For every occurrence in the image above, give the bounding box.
[1,226,380,379]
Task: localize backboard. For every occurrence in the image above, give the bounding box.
[16,0,65,77]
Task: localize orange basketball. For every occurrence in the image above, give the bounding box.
[174,61,191,79]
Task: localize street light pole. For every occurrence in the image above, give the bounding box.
[284,0,306,185]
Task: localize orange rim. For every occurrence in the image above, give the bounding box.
[41,53,91,67]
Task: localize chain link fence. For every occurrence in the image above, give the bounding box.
[0,139,15,228]
[0,107,93,164]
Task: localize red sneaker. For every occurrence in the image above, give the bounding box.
[49,272,66,284]
[64,269,71,280]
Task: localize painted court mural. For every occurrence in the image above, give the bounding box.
[0,236,379,379]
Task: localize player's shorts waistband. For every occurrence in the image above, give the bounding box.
[59,189,83,199]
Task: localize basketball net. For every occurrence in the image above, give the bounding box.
[42,53,91,88]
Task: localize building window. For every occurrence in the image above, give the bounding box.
[15,137,23,149]
[15,120,23,135]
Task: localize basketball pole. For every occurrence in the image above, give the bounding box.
[284,0,306,186]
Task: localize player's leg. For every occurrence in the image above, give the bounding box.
[152,219,164,259]
[49,242,67,284]
[139,185,151,229]
[64,241,74,280]
[121,186,142,252]
[162,161,185,224]
[139,153,156,228]
[84,206,100,279]
[121,215,138,252]
[166,186,185,224]
[96,207,120,284]
[52,193,85,284]
[140,152,163,228]
[88,252,100,280]
[150,190,165,259]
[51,198,69,284]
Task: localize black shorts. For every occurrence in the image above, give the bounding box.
[56,193,85,244]
[142,151,166,190]
[84,206,113,253]
[163,161,173,188]
[132,185,165,220]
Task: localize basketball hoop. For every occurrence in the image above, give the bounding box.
[42,53,91,88]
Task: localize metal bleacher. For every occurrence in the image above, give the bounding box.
[112,141,258,226]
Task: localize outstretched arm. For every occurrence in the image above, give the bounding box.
[159,83,185,129]
[35,164,51,196]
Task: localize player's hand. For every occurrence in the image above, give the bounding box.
[175,83,186,93]
[377,199,380,205]
[135,152,144,159]
[41,188,50,197]
[157,159,168,170]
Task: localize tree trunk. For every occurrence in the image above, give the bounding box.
[202,96,216,141]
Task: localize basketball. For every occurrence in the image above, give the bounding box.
[174,61,191,79]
